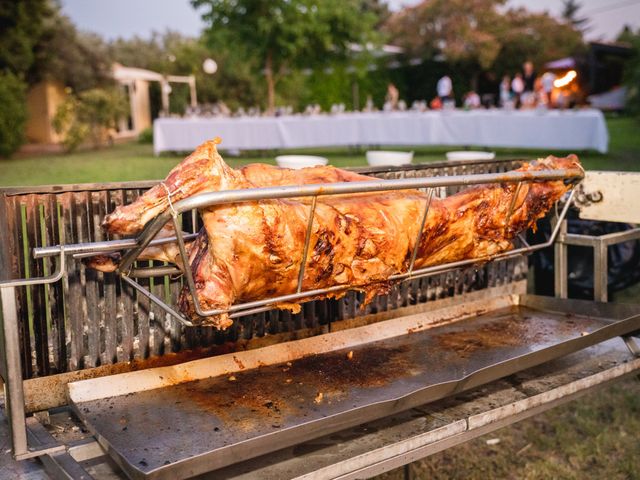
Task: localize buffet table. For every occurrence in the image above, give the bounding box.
[153,109,609,154]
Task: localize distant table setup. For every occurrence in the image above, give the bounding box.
[153,109,609,155]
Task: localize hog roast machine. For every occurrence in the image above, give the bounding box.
[0,158,639,479]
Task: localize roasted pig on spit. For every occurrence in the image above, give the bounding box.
[93,139,582,329]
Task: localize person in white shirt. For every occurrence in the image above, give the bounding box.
[541,72,555,94]
[511,73,524,108]
[437,75,453,101]
[385,83,399,110]
[541,71,556,106]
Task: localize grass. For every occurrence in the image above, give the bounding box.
[1,115,638,187]
[2,114,640,478]
[376,379,640,480]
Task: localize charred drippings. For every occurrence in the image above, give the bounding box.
[290,344,411,387]
[261,208,283,262]
[310,230,336,283]
[432,313,538,358]
[178,344,414,428]
[313,230,335,257]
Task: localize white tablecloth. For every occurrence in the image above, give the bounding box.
[153,109,609,154]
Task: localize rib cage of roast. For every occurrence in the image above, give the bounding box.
[91,138,582,329]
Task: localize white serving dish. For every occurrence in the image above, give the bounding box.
[445,151,496,161]
[366,150,414,167]
[275,155,328,169]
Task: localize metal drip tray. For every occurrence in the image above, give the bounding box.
[67,295,640,480]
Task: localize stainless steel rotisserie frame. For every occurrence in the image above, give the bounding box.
[28,165,582,325]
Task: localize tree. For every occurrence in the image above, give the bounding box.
[385,0,506,70]
[562,0,589,33]
[0,0,51,155]
[617,26,640,115]
[363,0,391,28]
[109,31,177,73]
[386,1,584,86]
[0,0,51,75]
[617,25,635,45]
[30,11,114,92]
[110,31,264,113]
[494,8,584,76]
[191,0,381,113]
[0,72,27,157]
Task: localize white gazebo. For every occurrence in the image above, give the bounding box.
[112,63,197,136]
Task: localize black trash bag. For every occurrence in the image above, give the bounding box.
[528,209,640,300]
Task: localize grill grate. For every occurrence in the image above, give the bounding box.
[0,158,526,379]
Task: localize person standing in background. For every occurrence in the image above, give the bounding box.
[437,75,453,102]
[385,83,399,110]
[499,75,511,107]
[511,73,524,108]
[521,61,537,108]
[541,71,556,107]
[523,61,536,93]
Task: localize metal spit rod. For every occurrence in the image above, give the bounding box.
[33,232,200,260]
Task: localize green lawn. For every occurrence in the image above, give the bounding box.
[377,378,640,480]
[1,115,638,187]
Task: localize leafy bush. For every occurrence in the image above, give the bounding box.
[0,72,28,157]
[52,92,88,152]
[137,127,153,144]
[53,87,129,152]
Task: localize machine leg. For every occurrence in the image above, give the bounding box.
[554,220,568,299]
[593,240,608,303]
[623,335,640,358]
[0,287,28,458]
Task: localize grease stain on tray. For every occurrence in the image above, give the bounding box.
[180,344,414,428]
[433,316,530,358]
[430,307,579,359]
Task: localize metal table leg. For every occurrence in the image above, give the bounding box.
[0,286,28,458]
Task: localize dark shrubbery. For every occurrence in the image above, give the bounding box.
[0,72,27,157]
[137,127,153,144]
[619,29,640,116]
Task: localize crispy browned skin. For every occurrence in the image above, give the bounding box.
[102,138,373,236]
[97,141,373,274]
[99,140,581,329]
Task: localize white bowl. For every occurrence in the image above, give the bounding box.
[275,155,328,169]
[366,150,414,167]
[446,151,496,161]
